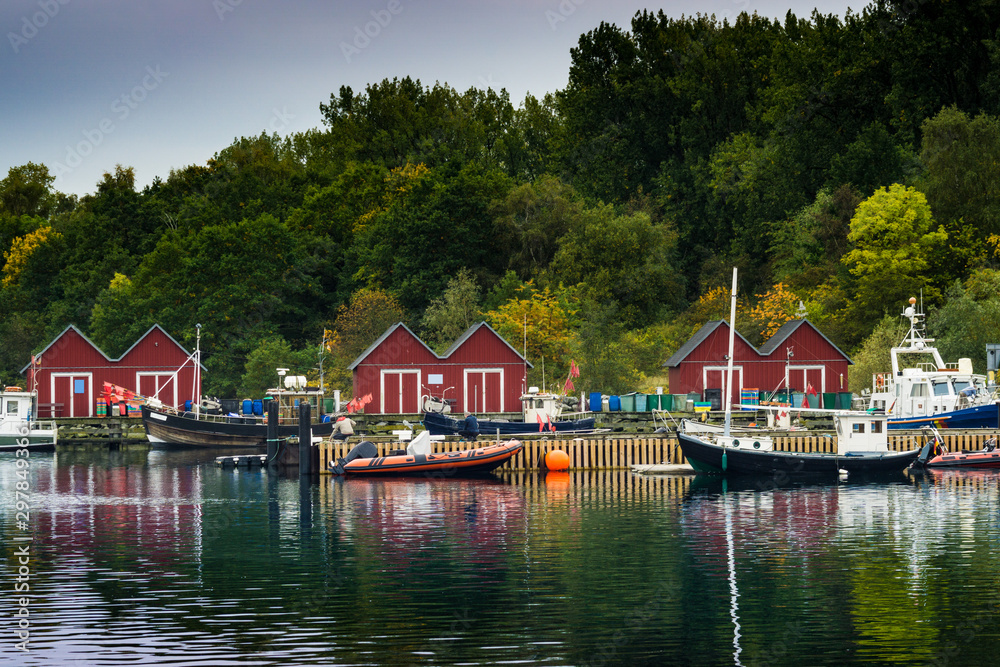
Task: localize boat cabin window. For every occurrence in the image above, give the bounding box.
[6,401,18,416]
[870,420,882,434]
[932,381,951,396]
[954,380,972,393]
[852,423,865,434]
[910,384,928,397]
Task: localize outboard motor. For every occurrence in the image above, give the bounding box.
[914,441,934,468]
[329,440,378,475]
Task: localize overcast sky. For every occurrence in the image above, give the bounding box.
[2,0,858,198]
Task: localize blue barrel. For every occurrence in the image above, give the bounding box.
[242,399,253,415]
[252,399,263,416]
[321,414,331,423]
[589,392,602,412]
[184,400,192,412]
[608,395,621,411]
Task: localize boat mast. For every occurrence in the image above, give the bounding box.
[724,268,737,438]
[194,324,201,416]
[523,313,527,395]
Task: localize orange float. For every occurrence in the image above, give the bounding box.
[545,449,570,471]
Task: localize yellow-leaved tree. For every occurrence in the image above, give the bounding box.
[2,226,61,288]
[747,283,802,345]
[355,162,429,231]
[323,287,407,394]
[484,285,576,387]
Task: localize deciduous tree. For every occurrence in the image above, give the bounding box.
[841,184,948,337]
[420,269,481,353]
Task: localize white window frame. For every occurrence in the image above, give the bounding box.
[136,372,179,408]
[380,369,421,414]
[702,365,743,408]
[788,365,826,393]
[50,372,93,418]
[463,368,504,413]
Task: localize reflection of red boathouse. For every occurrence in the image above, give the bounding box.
[337,479,526,585]
[32,455,204,573]
[683,488,841,571]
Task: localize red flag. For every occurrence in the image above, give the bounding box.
[570,361,580,378]
[537,413,544,432]
[563,378,575,394]
[547,413,556,432]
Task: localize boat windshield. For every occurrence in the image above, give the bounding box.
[954,380,972,393]
[932,381,952,397]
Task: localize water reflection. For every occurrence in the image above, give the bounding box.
[680,470,1000,665]
[5,451,1000,665]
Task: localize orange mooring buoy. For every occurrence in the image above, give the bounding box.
[545,449,570,471]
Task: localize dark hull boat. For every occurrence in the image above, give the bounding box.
[142,405,336,449]
[422,411,595,436]
[678,432,920,476]
[328,439,523,476]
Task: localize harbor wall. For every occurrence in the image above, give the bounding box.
[319,431,996,472]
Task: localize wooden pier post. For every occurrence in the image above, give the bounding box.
[266,400,279,468]
[298,402,312,475]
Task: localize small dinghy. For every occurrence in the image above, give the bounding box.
[328,431,523,476]
[912,426,1000,469]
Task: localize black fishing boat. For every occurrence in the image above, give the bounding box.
[677,268,920,477]
[142,402,336,449]
[422,410,595,436]
[141,373,336,449]
[678,430,920,476]
[422,388,596,436]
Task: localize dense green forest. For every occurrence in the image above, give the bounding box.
[4,0,1000,398]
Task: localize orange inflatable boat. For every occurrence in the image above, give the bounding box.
[328,437,523,476]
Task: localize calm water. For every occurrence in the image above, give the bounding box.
[3,447,1000,666]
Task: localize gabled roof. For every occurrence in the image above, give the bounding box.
[663,320,757,368]
[757,319,853,364]
[441,322,533,367]
[348,322,438,370]
[349,320,532,370]
[20,324,107,373]
[20,323,205,374]
[122,324,207,370]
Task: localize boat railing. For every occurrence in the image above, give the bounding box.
[872,373,894,392]
[177,410,265,425]
[26,420,57,432]
[913,362,948,372]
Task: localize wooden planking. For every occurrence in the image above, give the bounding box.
[316,430,1000,473]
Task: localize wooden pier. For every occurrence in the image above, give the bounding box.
[318,430,1000,473]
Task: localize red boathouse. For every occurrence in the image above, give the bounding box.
[349,322,531,414]
[664,319,852,406]
[22,324,202,418]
